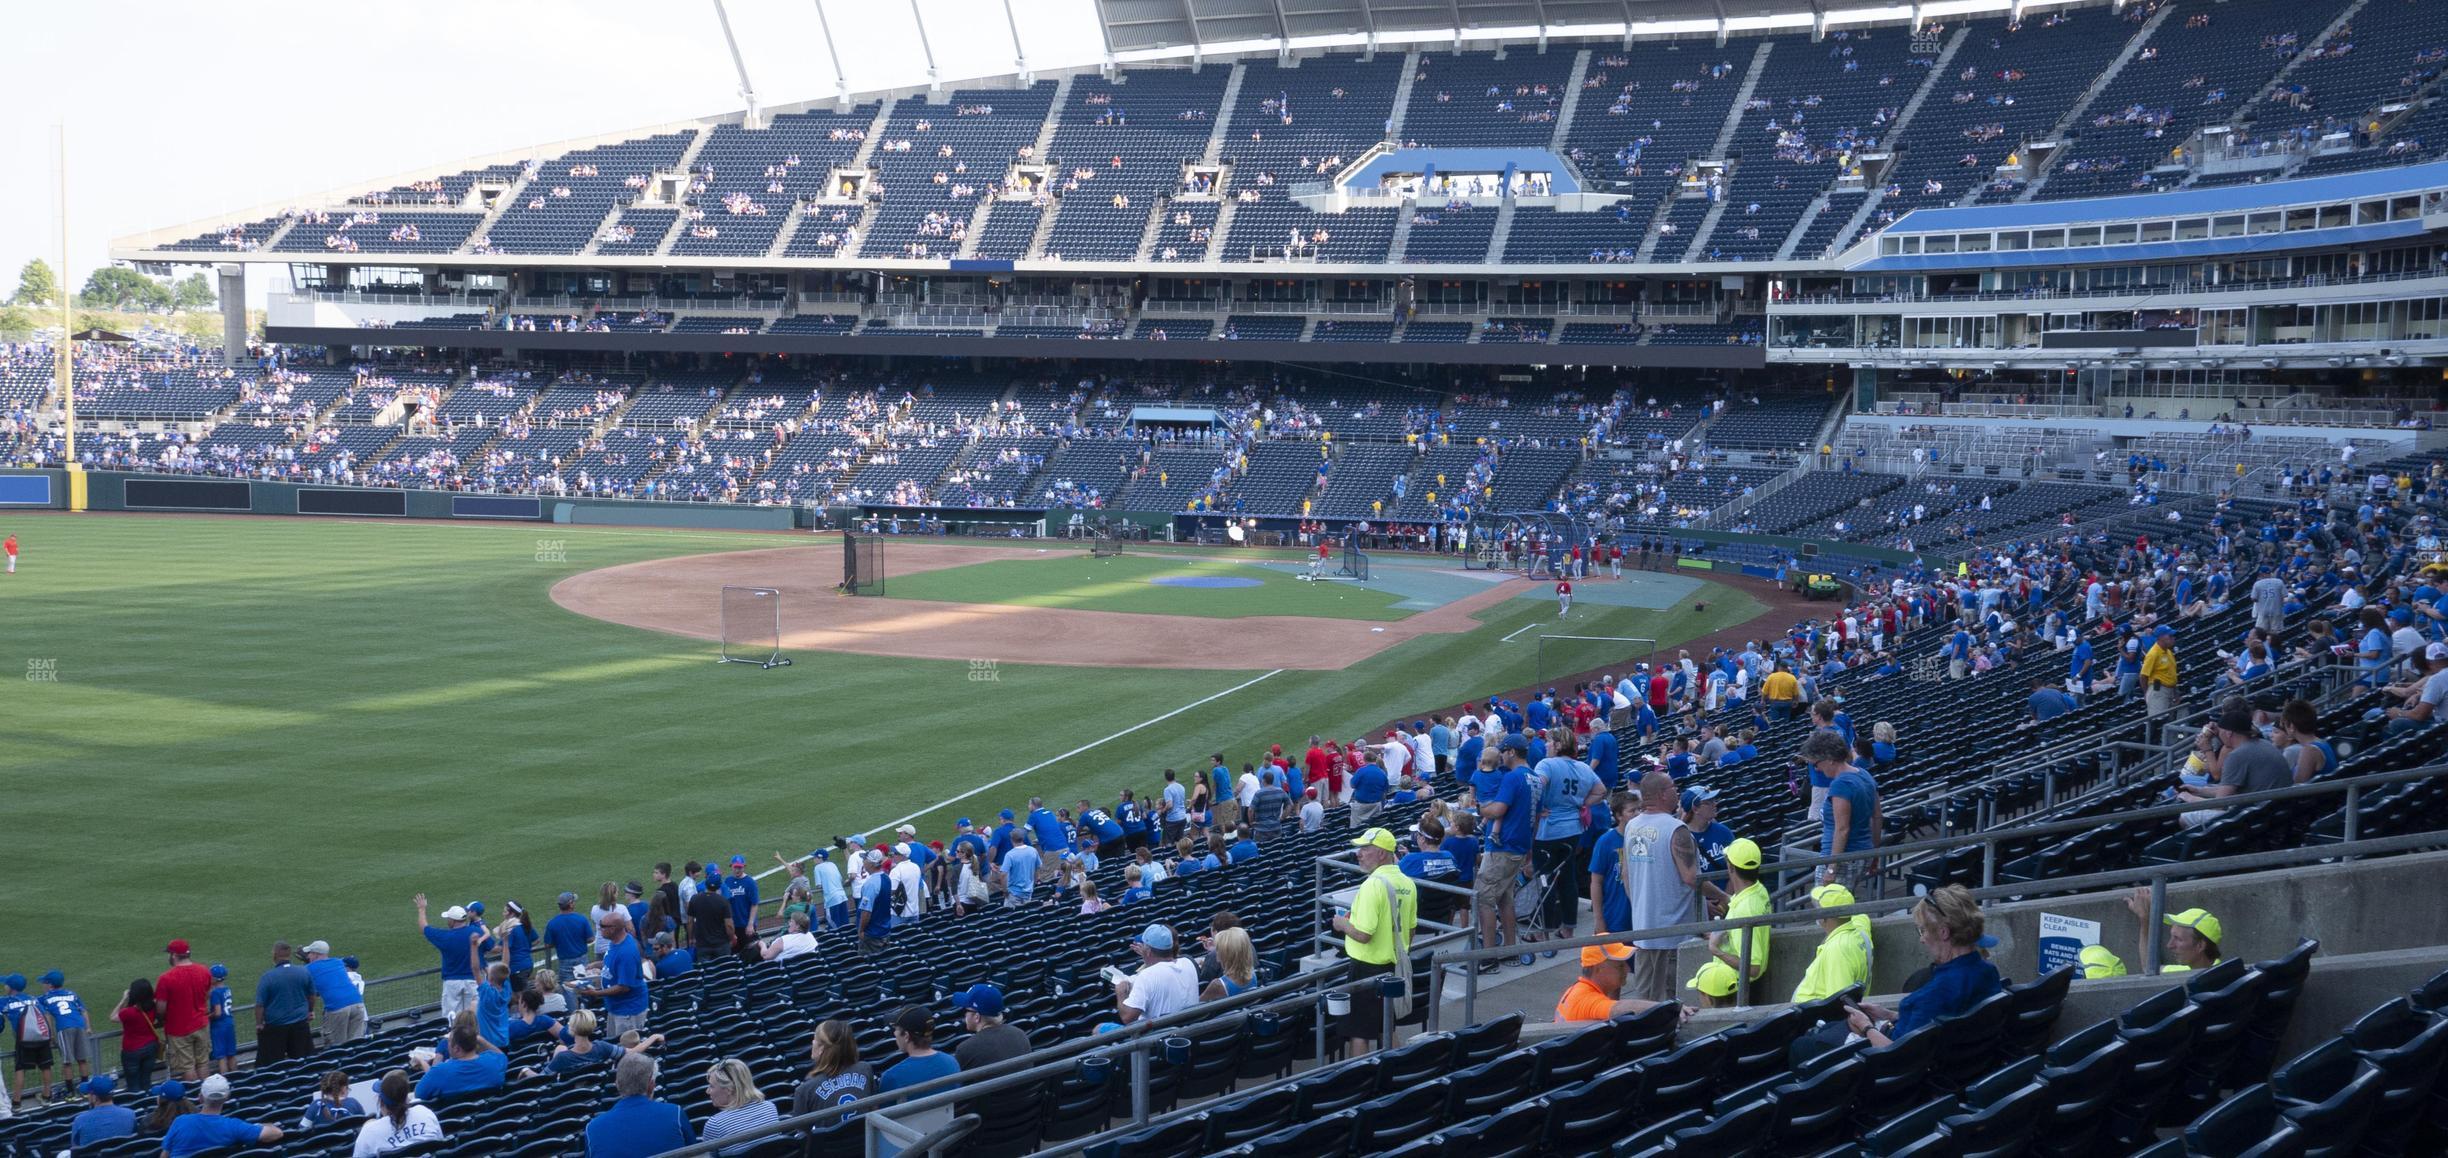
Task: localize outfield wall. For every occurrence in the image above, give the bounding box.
[0,469,800,531]
[0,468,1925,577]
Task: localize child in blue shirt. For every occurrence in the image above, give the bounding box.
[475,963,512,1051]
[207,966,237,1075]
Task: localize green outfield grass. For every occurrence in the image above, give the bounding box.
[2,514,1761,1007]
[878,551,1412,619]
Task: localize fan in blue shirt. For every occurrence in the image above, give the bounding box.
[545,896,593,963]
[1485,754,1539,857]
[414,1036,507,1103]
[1026,801,1074,853]
[161,1104,279,1157]
[719,862,760,929]
[1078,805,1127,848]
[1349,762,1389,804]
[585,1056,691,1158]
[1586,729,1621,788]
[1455,731,1487,786]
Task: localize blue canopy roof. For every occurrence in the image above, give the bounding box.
[1884,160,2448,234]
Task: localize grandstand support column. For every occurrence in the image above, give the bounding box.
[1810,24,1966,260]
[1548,50,1590,150]
[1385,51,1422,142]
[1852,365,1879,414]
[1202,65,1246,164]
[2013,0,2175,203]
[1001,0,1033,83]
[710,0,766,130]
[813,0,852,111]
[216,265,246,367]
[907,0,940,92]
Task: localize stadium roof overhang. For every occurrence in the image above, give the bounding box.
[1088,0,2056,55]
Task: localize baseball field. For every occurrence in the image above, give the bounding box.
[7,513,1787,1000]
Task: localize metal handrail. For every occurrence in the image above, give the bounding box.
[649,955,1359,1157]
[1740,756,2446,893]
[1777,265,2448,308]
[1838,644,2351,840]
[1,963,446,1070]
[1443,813,2448,1018]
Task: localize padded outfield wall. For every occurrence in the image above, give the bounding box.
[0,469,800,531]
[4,468,1933,593]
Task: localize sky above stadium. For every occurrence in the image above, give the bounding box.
[0,0,1107,306]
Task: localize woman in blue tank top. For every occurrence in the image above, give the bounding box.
[1200,928,1261,1001]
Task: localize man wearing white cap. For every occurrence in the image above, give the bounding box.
[301,942,364,1046]
[1114,924,1199,1026]
[413,894,487,1022]
[857,849,895,952]
[161,1074,282,1155]
[889,844,926,922]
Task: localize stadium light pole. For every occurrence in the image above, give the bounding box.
[709,0,766,130]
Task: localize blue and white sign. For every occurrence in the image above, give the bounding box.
[2038,912,2102,977]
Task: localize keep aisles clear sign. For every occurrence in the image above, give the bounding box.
[2038,912,2102,976]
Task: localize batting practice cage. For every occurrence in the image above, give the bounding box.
[1340,536,1370,581]
[842,532,885,596]
[717,585,792,669]
[1090,533,1124,558]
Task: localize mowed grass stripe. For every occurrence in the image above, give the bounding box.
[0,514,1759,996]
[876,551,1414,619]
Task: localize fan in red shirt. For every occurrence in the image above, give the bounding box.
[154,938,215,1080]
[1303,739,1331,784]
[114,978,161,1090]
[1649,668,1671,713]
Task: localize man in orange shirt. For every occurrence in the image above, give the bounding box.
[1554,942,1682,1023]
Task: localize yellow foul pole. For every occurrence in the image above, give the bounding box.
[57,123,84,510]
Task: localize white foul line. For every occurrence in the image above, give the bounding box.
[756,667,1286,879]
[1500,620,1545,644]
